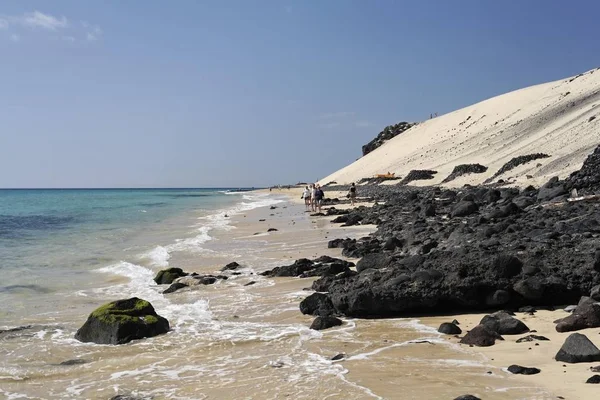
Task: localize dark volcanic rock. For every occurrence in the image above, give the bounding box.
[300,293,336,317]
[485,153,550,183]
[460,324,503,347]
[221,262,240,271]
[566,144,600,194]
[58,359,88,366]
[162,282,187,294]
[587,375,600,384]
[356,253,391,273]
[317,147,600,319]
[516,334,550,343]
[537,177,567,202]
[555,301,600,332]
[442,164,488,184]
[438,322,462,335]
[401,170,437,185]
[261,258,314,277]
[480,311,529,335]
[74,298,169,345]
[507,365,541,375]
[310,316,343,330]
[262,256,353,278]
[453,396,481,400]
[451,201,478,217]
[555,333,600,363]
[362,121,415,156]
[153,268,188,284]
[494,255,523,278]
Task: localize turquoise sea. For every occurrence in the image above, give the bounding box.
[0,188,275,324]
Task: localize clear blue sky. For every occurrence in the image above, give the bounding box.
[0,0,598,188]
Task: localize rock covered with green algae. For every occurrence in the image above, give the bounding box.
[154,267,188,285]
[75,297,169,345]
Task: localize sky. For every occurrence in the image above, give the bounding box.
[0,0,599,188]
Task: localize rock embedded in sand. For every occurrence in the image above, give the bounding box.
[400,170,437,185]
[361,121,415,156]
[587,375,600,384]
[442,164,488,184]
[555,301,600,332]
[453,395,481,400]
[74,298,169,345]
[516,334,550,343]
[438,322,462,335]
[507,364,541,375]
[459,324,503,347]
[153,267,188,285]
[480,311,529,335]
[310,316,343,330]
[555,333,600,363]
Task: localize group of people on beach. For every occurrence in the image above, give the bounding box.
[302,184,324,212]
[301,182,358,212]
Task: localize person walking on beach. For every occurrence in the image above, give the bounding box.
[302,186,311,210]
[314,184,324,213]
[349,183,357,207]
[310,184,317,212]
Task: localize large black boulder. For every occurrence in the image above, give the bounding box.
[480,311,529,335]
[555,301,600,332]
[460,324,503,347]
[453,396,481,400]
[74,298,169,345]
[537,178,567,202]
[356,253,391,273]
[299,293,336,317]
[555,333,600,363]
[154,268,188,285]
[451,201,478,218]
[310,316,343,330]
[438,322,462,335]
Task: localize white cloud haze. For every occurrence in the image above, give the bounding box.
[1,10,101,42]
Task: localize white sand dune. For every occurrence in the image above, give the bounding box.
[320,67,600,188]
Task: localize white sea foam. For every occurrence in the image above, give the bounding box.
[0,389,37,400]
[140,245,171,267]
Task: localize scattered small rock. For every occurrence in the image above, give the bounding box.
[507,364,541,375]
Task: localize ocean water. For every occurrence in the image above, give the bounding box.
[0,188,281,322]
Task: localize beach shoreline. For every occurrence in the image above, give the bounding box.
[259,187,600,400]
[2,187,594,399]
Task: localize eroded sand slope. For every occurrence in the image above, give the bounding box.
[320,68,600,188]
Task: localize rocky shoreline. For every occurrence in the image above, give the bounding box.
[71,145,600,399]
[261,144,600,397]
